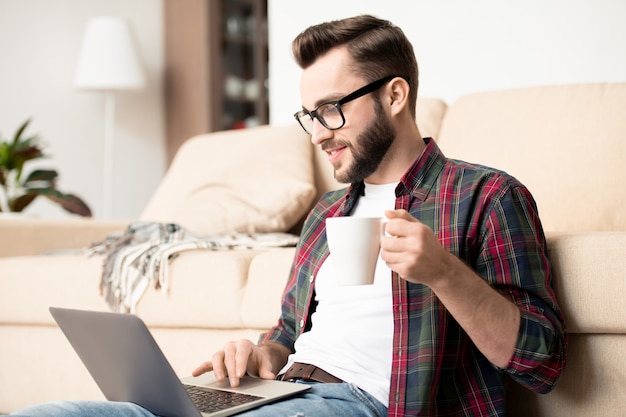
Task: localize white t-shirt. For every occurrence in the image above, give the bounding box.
[282,182,397,407]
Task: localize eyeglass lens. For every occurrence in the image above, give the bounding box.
[297,103,344,134]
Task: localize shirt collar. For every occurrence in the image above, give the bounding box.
[342,137,445,213]
[396,137,446,201]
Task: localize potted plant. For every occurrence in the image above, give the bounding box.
[0,119,92,217]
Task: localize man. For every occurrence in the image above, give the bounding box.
[12,14,566,417]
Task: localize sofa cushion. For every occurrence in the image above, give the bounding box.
[547,231,626,334]
[136,249,261,328]
[505,333,626,416]
[242,248,296,329]
[0,254,109,325]
[140,124,316,236]
[436,83,626,233]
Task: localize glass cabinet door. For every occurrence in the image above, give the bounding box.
[220,0,268,130]
[164,0,268,162]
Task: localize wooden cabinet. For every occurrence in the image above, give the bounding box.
[164,0,268,163]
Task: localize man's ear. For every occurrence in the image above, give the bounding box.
[387,77,410,117]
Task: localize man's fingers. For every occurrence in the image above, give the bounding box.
[210,350,228,382]
[191,361,214,377]
[224,340,255,387]
[222,343,241,386]
[235,342,253,377]
[190,340,263,388]
[257,354,277,381]
[384,210,420,237]
[384,209,414,221]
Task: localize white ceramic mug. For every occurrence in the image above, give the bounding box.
[325,216,383,286]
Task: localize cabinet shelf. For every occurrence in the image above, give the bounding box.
[164,0,268,163]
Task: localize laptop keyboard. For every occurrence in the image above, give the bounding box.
[185,384,263,414]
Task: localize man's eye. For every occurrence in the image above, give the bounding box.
[319,104,340,117]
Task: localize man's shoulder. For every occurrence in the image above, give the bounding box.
[300,186,349,230]
[319,187,350,203]
[310,187,349,217]
[443,157,525,191]
[438,157,540,215]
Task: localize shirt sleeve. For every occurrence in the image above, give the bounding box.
[476,182,567,393]
[259,257,300,351]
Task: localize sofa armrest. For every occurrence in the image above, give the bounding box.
[546,231,626,334]
[0,217,129,257]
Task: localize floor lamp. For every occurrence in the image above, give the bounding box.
[74,16,145,219]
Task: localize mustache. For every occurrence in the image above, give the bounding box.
[321,140,351,152]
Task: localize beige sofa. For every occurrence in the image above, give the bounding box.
[1,83,625,416]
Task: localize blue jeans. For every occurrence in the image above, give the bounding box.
[10,382,387,417]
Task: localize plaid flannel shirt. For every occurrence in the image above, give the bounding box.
[261,138,567,416]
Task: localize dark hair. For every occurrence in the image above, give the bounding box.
[292,15,419,117]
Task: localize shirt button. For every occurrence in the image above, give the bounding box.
[309,275,314,283]
[300,319,305,328]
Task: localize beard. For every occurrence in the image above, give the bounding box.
[333,98,396,184]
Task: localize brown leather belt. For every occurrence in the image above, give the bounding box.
[281,362,343,384]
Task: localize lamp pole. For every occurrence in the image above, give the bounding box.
[74,16,145,219]
[103,90,116,219]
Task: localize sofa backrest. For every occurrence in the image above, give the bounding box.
[436,83,626,233]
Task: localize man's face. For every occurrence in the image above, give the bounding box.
[338,97,396,183]
[299,47,396,184]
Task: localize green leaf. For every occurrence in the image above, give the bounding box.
[24,169,58,185]
[56,193,92,217]
[0,142,10,166]
[1,120,44,181]
[13,119,30,145]
[14,143,44,159]
[30,188,92,217]
[11,119,31,146]
[11,192,38,212]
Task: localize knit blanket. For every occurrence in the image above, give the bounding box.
[86,221,299,313]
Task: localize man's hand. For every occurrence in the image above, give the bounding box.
[381,209,455,288]
[381,209,520,369]
[192,340,289,387]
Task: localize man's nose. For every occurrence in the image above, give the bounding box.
[310,118,333,145]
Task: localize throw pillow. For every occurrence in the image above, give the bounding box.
[140,124,316,235]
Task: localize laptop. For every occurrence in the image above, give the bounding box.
[49,307,309,417]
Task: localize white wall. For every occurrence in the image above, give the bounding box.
[0,0,165,219]
[2,0,624,220]
[268,0,626,126]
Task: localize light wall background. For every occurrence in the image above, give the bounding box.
[0,0,165,220]
[268,0,626,125]
[1,0,625,219]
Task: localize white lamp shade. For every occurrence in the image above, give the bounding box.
[74,16,145,91]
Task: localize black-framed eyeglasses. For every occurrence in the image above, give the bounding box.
[293,75,398,135]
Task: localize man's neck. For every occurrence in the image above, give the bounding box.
[366,124,425,185]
